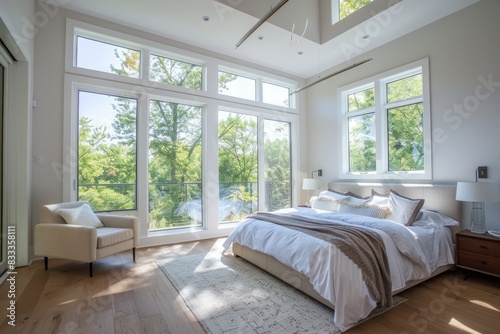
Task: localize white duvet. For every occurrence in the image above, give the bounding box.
[222,207,455,332]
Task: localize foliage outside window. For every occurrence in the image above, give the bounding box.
[339,0,373,20]
[341,60,430,179]
[218,111,258,222]
[78,91,137,211]
[264,120,292,211]
[148,101,202,229]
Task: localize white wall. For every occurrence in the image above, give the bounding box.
[0,0,34,267]
[306,0,500,230]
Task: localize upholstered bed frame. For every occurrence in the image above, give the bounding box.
[232,182,462,310]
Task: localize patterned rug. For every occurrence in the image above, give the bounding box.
[156,251,405,334]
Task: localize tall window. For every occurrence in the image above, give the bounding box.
[347,86,376,172]
[148,101,202,229]
[264,120,292,211]
[340,59,431,179]
[77,91,137,211]
[218,111,258,222]
[386,74,424,171]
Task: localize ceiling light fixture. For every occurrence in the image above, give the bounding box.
[235,0,290,49]
[290,58,373,95]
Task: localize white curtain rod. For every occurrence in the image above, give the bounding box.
[290,58,373,95]
[235,0,290,49]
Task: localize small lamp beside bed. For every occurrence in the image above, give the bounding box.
[456,181,500,234]
[302,169,322,204]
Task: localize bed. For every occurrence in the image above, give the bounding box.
[222,182,462,332]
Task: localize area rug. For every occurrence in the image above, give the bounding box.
[156,251,405,334]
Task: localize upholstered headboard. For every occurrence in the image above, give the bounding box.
[328,182,462,224]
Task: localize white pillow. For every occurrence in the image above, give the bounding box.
[57,203,103,228]
[318,190,350,201]
[337,201,389,219]
[387,191,424,226]
[368,190,424,226]
[413,210,460,227]
[309,196,341,212]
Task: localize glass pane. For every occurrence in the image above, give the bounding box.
[218,111,258,222]
[348,87,375,112]
[388,103,424,171]
[263,82,289,107]
[78,91,137,211]
[264,120,291,211]
[150,54,202,89]
[218,71,256,101]
[387,73,422,103]
[348,113,376,172]
[148,101,202,229]
[339,0,373,20]
[76,36,140,78]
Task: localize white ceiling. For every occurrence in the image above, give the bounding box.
[46,0,480,79]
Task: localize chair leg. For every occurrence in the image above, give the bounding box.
[133,247,136,262]
[44,257,48,270]
[89,262,93,277]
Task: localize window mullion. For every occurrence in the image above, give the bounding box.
[374,80,387,174]
[137,94,149,238]
[257,115,266,211]
[141,48,150,82]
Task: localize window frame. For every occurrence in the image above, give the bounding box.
[339,58,432,180]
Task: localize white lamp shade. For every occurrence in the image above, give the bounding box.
[456,181,500,202]
[302,178,319,190]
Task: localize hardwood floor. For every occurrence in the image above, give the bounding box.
[1,238,499,334]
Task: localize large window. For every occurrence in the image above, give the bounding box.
[218,111,258,222]
[77,91,137,211]
[340,58,431,179]
[66,20,298,238]
[148,100,202,229]
[264,119,292,211]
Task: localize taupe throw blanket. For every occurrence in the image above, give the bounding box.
[249,212,392,308]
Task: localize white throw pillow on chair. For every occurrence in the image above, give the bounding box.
[57,203,104,228]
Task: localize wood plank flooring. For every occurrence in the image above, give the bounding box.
[1,238,499,334]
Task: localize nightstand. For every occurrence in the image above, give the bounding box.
[456,230,500,278]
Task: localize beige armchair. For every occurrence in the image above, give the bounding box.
[35,201,139,277]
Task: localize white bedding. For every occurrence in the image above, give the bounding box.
[222,207,455,332]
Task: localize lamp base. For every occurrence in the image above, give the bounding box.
[470,227,486,234]
[470,202,486,234]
